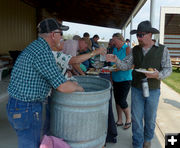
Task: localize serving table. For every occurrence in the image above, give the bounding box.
[171,58,180,71]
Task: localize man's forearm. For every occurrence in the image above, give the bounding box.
[57,81,84,93]
[158,47,172,80]
[116,54,134,71]
[72,63,85,75]
[158,67,172,80]
[69,52,93,64]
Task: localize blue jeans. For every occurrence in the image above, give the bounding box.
[42,97,51,135]
[131,87,160,148]
[7,97,42,148]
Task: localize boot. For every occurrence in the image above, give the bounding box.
[143,141,151,148]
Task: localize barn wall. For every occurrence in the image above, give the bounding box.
[0,0,36,55]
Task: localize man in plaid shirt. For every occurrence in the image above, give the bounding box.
[7,18,84,148]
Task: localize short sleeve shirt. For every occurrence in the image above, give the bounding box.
[52,51,72,75]
[62,40,79,56]
[8,37,67,102]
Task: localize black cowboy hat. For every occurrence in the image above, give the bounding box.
[130,20,159,35]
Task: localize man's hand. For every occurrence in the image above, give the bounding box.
[95,47,107,55]
[66,70,72,78]
[145,69,159,79]
[106,54,118,63]
[75,83,84,92]
[71,81,84,92]
[57,80,84,93]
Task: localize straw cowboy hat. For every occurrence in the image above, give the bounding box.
[130,20,159,35]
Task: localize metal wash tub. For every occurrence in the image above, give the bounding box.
[50,76,111,148]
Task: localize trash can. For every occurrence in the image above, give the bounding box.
[50,76,111,148]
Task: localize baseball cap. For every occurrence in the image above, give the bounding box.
[37,18,69,33]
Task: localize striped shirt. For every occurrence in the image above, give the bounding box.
[8,37,66,102]
[116,44,172,80]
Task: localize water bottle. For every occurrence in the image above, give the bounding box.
[92,47,95,51]
[100,44,106,61]
[142,78,149,97]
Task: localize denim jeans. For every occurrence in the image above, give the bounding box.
[7,97,42,148]
[42,97,51,135]
[131,87,160,148]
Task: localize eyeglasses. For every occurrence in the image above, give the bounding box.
[53,31,63,36]
[136,33,149,38]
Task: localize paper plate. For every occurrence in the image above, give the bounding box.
[102,66,117,71]
[135,69,155,74]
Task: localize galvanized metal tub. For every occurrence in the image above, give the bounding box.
[50,76,111,148]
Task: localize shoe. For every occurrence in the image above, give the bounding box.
[112,138,117,143]
[106,137,117,143]
[123,122,131,130]
[116,122,123,126]
[143,141,151,148]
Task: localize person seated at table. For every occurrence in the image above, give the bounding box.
[90,34,100,50]
[56,37,105,76]
[104,39,115,67]
[72,35,81,40]
[62,37,87,75]
[83,32,92,51]
[82,32,95,69]
[78,38,92,70]
[107,39,115,53]
[125,39,130,47]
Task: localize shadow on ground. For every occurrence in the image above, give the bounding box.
[163,98,180,109]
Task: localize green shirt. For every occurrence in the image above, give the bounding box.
[8,37,66,102]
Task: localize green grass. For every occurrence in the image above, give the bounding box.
[162,68,180,94]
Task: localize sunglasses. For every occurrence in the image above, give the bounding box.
[136,33,149,38]
[53,31,63,36]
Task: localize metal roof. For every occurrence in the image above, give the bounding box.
[22,0,144,29]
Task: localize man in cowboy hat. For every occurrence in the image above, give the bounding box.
[106,20,172,148]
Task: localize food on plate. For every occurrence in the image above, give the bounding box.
[86,68,100,75]
[89,68,95,72]
[135,68,155,74]
[138,68,146,71]
[137,68,154,71]
[147,68,154,71]
[112,64,117,69]
[101,68,110,73]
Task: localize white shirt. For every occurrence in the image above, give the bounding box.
[52,51,72,75]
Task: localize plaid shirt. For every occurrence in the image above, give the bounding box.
[8,37,66,102]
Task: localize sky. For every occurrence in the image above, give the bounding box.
[62,0,180,43]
